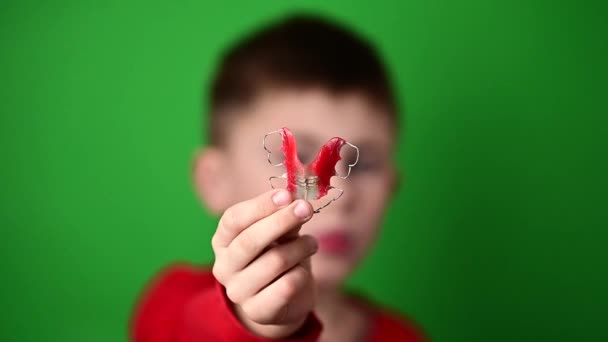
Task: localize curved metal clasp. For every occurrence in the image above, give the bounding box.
[268,174,287,189]
[335,141,359,179]
[313,186,344,213]
[263,130,284,167]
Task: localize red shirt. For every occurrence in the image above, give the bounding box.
[131,264,426,341]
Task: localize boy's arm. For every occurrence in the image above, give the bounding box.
[130,263,322,342]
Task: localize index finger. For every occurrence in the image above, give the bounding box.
[212,189,293,249]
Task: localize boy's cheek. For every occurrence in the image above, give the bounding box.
[222,153,269,200]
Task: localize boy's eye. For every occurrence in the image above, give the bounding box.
[334,157,381,176]
[295,142,383,173]
[353,158,381,173]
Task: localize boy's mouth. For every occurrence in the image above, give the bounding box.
[316,230,353,256]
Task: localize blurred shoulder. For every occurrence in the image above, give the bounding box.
[150,262,214,286]
[347,292,427,342]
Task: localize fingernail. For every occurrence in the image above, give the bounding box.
[272,190,291,206]
[294,200,312,219]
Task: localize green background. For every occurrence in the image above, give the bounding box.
[1,1,606,341]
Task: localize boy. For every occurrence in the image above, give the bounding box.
[132,14,425,341]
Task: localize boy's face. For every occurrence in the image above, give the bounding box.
[197,89,397,290]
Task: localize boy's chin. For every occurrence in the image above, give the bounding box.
[311,256,356,291]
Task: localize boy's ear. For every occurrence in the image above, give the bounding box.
[192,147,231,215]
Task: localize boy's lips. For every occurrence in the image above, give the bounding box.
[316,230,353,255]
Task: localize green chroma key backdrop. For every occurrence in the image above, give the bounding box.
[1,1,606,341]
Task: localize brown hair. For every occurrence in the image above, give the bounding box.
[207,14,398,145]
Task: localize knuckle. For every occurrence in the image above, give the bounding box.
[275,303,290,324]
[278,275,301,300]
[292,265,310,285]
[239,298,270,324]
[274,210,294,234]
[255,198,269,218]
[234,229,259,256]
[241,300,263,323]
[211,261,227,282]
[222,206,239,234]
[240,299,253,315]
[210,233,221,250]
[225,282,243,304]
[244,301,279,325]
[267,250,289,271]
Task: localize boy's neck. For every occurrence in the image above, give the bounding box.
[315,288,369,340]
[315,289,347,320]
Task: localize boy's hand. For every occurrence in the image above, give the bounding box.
[211,189,318,339]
